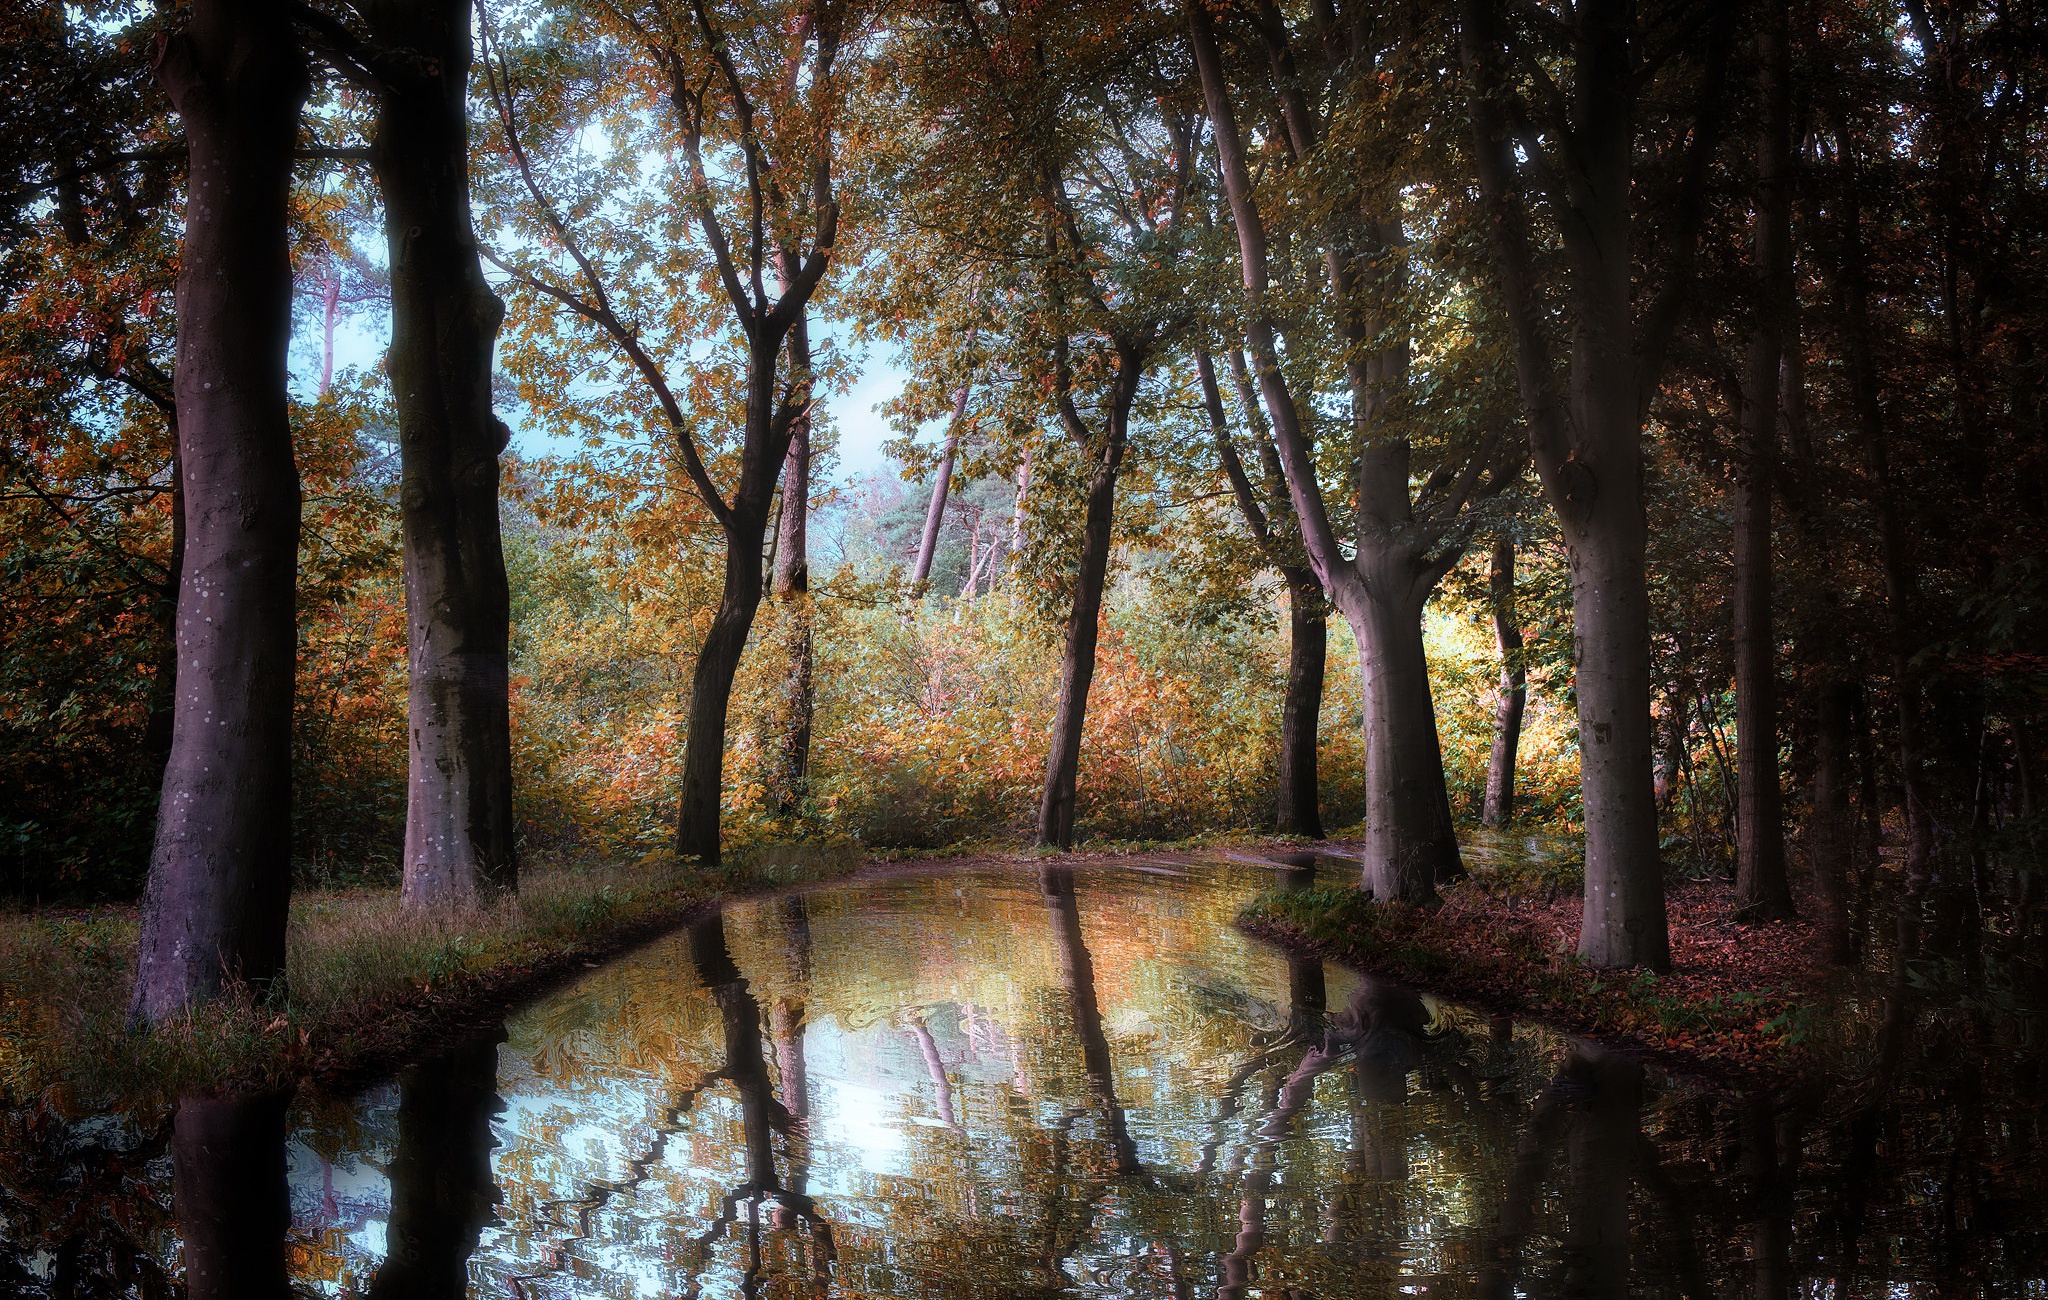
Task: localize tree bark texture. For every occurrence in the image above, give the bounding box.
[1035,411,1128,849]
[911,376,971,590]
[1279,568,1327,838]
[1198,344,1325,838]
[1460,0,1727,968]
[130,4,306,1023]
[769,301,814,817]
[171,1093,293,1300]
[369,0,518,910]
[1484,537,1527,827]
[1808,676,1857,963]
[1732,3,1794,922]
[367,1028,505,1300]
[1192,3,1472,899]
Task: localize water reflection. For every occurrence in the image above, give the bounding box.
[6,857,2048,1296]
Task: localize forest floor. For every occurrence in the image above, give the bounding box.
[0,837,1251,1113]
[0,845,883,1112]
[1240,837,1833,1089]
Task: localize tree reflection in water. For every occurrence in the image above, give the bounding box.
[8,858,2048,1296]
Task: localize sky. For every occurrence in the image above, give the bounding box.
[304,303,917,486]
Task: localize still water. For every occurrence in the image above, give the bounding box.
[19,856,2048,1296]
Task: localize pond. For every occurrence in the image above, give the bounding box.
[7,855,2047,1296]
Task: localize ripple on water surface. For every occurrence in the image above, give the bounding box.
[13,855,2048,1297]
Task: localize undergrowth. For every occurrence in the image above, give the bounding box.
[0,844,862,1113]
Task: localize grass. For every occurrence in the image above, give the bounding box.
[0,843,864,1113]
[1241,867,1822,1085]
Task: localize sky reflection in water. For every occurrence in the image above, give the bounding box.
[153,858,2044,1297]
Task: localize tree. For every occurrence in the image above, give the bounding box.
[1189,0,1523,902]
[297,0,521,908]
[1193,343,1326,838]
[1484,536,1528,826]
[129,0,309,1022]
[1730,0,1795,922]
[481,0,850,865]
[1461,0,1731,967]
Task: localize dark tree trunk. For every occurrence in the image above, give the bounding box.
[1197,343,1325,839]
[1733,2,1794,922]
[676,325,806,864]
[769,298,814,817]
[1809,675,1857,963]
[367,0,517,909]
[1035,413,1128,849]
[367,1028,505,1300]
[171,1093,292,1300]
[1192,5,1471,901]
[129,4,306,1024]
[1461,0,1727,969]
[1484,537,1527,827]
[1334,553,1457,903]
[1559,1044,1641,1300]
[677,491,774,865]
[1278,567,1327,838]
[141,436,185,781]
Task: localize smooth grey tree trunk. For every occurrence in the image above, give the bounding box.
[1484,538,1527,827]
[911,375,972,590]
[1192,4,1479,903]
[369,0,518,909]
[769,293,814,817]
[1733,3,1794,922]
[129,3,306,1023]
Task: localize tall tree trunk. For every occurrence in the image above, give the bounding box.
[769,299,814,817]
[1484,537,1527,827]
[141,436,185,783]
[911,374,971,591]
[129,4,306,1023]
[1733,2,1794,922]
[1334,556,1457,903]
[1460,0,1728,969]
[1833,133,1936,960]
[676,345,789,866]
[1192,3,1465,899]
[1035,415,1127,849]
[366,1028,504,1300]
[171,1093,292,1300]
[1809,675,1857,964]
[1278,567,1327,838]
[369,0,518,909]
[1197,343,1325,839]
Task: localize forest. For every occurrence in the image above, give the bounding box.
[1,0,2047,1292]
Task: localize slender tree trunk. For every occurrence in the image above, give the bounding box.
[1810,675,1857,963]
[911,376,971,592]
[171,1093,292,1300]
[370,0,518,909]
[1484,537,1526,827]
[1733,2,1794,921]
[367,1029,505,1300]
[129,4,306,1023]
[319,272,339,396]
[1036,417,1127,849]
[769,300,814,817]
[676,349,786,865]
[1278,567,1326,839]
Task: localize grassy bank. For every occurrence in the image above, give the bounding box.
[0,846,863,1112]
[1240,861,1827,1087]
